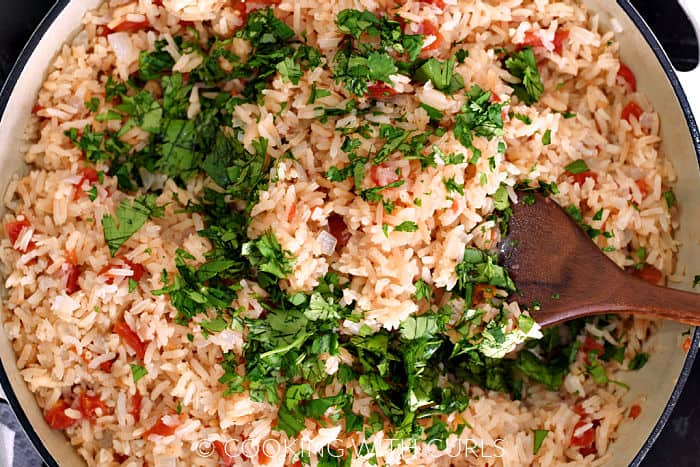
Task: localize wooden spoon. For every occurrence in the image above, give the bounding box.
[498,192,700,328]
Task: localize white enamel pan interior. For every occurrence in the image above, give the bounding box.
[0,0,698,465]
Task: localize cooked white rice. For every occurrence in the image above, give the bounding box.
[0,0,679,466]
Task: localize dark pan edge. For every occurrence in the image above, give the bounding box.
[0,1,697,466]
[0,1,71,465]
[616,1,700,465]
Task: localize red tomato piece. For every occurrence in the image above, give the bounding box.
[566,170,597,186]
[100,258,146,283]
[622,102,643,123]
[682,337,692,353]
[144,416,178,438]
[570,420,596,453]
[213,440,236,467]
[617,62,637,92]
[328,214,351,249]
[31,104,44,114]
[581,335,604,364]
[65,263,82,294]
[5,218,35,252]
[629,404,642,420]
[522,31,543,48]
[423,0,446,8]
[573,403,587,417]
[78,393,108,422]
[287,202,297,223]
[553,30,569,54]
[114,322,147,360]
[130,392,142,422]
[366,82,398,99]
[631,264,662,285]
[582,335,605,355]
[370,163,400,186]
[99,356,117,373]
[112,20,150,33]
[45,400,79,430]
[635,179,649,198]
[258,445,272,465]
[419,20,442,51]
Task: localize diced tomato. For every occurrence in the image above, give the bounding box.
[80,167,99,183]
[617,62,637,92]
[232,0,248,24]
[573,403,587,417]
[99,258,146,283]
[213,440,235,467]
[582,335,605,355]
[682,337,692,353]
[78,393,108,422]
[130,392,142,422]
[5,219,34,252]
[143,416,178,438]
[31,104,44,114]
[99,356,117,373]
[629,404,642,420]
[570,420,596,453]
[328,213,351,249]
[631,264,663,285]
[366,82,398,99]
[114,322,147,360]
[45,400,79,430]
[520,30,567,54]
[581,335,604,363]
[65,263,82,294]
[423,0,446,8]
[418,20,442,51]
[111,20,150,34]
[566,171,597,186]
[287,202,297,223]
[471,283,496,306]
[291,461,302,467]
[258,445,272,465]
[73,167,100,200]
[553,30,569,54]
[622,102,643,123]
[370,163,400,186]
[635,178,649,198]
[522,31,543,48]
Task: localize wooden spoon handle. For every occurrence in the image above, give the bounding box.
[593,273,700,326]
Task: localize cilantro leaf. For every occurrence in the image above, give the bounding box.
[412,57,464,94]
[564,159,589,174]
[130,364,148,383]
[394,221,418,232]
[533,429,548,455]
[504,47,544,105]
[101,194,164,256]
[242,230,295,279]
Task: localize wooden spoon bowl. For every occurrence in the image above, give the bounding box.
[499,192,700,328]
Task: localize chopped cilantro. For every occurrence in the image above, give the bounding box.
[419,102,444,121]
[412,57,465,94]
[541,129,551,145]
[564,159,589,174]
[663,190,676,209]
[413,279,432,301]
[130,364,148,383]
[443,176,464,195]
[504,47,544,105]
[533,429,548,455]
[101,194,164,256]
[394,221,418,232]
[628,352,649,370]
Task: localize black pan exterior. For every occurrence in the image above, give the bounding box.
[0,1,696,466]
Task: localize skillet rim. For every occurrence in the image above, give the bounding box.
[0,0,696,465]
